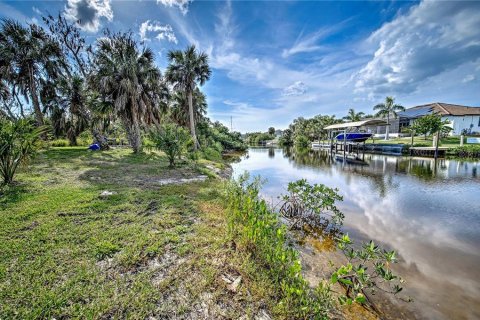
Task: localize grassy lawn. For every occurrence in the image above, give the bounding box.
[0,148,271,319]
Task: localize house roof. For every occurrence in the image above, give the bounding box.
[400,103,480,118]
[325,118,389,130]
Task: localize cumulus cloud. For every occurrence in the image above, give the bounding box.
[157,0,191,15]
[64,0,113,32]
[139,20,177,44]
[282,81,308,96]
[355,1,480,96]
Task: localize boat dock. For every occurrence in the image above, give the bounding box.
[312,143,449,158]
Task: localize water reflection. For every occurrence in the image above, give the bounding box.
[232,148,480,320]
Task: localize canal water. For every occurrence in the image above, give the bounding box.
[231,147,480,320]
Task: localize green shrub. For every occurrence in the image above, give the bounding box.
[0,118,47,185]
[149,124,191,167]
[226,174,333,318]
[50,139,70,147]
[77,131,93,146]
[294,135,310,149]
[449,144,480,158]
[202,146,222,161]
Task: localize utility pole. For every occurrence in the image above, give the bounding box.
[230,116,233,131]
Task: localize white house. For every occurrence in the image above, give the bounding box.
[397,103,480,135]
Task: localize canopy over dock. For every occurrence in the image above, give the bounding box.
[324,119,389,130]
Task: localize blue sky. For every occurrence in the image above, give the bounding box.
[1,0,479,132]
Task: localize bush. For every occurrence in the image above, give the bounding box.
[202,146,222,161]
[448,144,480,158]
[50,139,69,147]
[0,119,47,185]
[77,131,93,146]
[294,135,310,149]
[226,174,333,318]
[149,124,191,167]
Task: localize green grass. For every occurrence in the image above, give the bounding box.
[0,148,271,319]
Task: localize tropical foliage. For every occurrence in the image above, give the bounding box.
[411,113,452,140]
[373,96,405,140]
[166,45,211,150]
[0,118,46,184]
[149,123,190,167]
[0,16,242,157]
[343,108,365,122]
[90,32,167,153]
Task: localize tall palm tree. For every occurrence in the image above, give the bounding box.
[0,19,65,127]
[170,88,207,128]
[373,96,405,140]
[90,33,167,153]
[343,108,365,122]
[166,45,211,150]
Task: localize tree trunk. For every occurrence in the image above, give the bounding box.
[28,66,44,127]
[188,90,199,150]
[126,120,142,153]
[385,114,390,140]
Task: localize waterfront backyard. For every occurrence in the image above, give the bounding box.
[0,148,268,319]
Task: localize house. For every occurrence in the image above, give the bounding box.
[398,103,480,135]
[374,103,480,136]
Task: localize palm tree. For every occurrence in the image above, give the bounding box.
[53,75,89,145]
[90,33,167,153]
[0,19,65,127]
[166,45,211,150]
[343,108,365,122]
[373,96,405,140]
[170,88,207,128]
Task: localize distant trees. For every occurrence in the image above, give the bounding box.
[373,97,405,140]
[166,45,211,150]
[343,108,365,122]
[268,127,275,135]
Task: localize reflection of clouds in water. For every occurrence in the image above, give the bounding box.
[232,148,480,320]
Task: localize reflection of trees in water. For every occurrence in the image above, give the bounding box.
[281,149,479,198]
[268,147,275,158]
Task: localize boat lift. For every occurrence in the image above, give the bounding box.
[323,119,390,159]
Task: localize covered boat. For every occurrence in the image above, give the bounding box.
[335,132,372,142]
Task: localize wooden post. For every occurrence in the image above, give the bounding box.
[460,134,464,146]
[343,129,346,158]
[434,131,440,159]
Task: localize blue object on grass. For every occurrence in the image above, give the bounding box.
[88,143,100,151]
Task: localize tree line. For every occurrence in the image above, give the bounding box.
[0,14,246,184]
[248,96,452,148]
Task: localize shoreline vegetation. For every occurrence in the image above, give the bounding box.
[1,147,410,319]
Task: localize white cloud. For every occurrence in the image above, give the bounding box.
[139,20,177,44]
[157,0,191,15]
[462,74,475,83]
[281,22,350,58]
[355,1,480,95]
[64,0,113,32]
[282,81,307,96]
[32,6,42,15]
